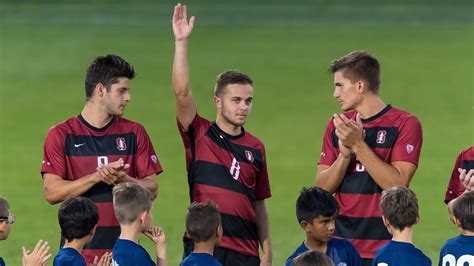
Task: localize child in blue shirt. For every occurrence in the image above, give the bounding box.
[439,191,474,266]
[180,201,223,266]
[53,197,111,266]
[286,187,362,266]
[111,182,167,266]
[372,186,431,266]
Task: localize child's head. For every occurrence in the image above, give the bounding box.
[291,250,335,266]
[452,191,474,232]
[185,201,222,245]
[380,186,419,232]
[0,196,14,240]
[113,182,153,232]
[58,197,98,243]
[296,187,338,243]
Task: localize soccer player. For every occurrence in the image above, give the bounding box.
[291,250,334,266]
[172,4,272,265]
[316,51,423,264]
[111,182,167,266]
[286,187,362,266]
[444,147,473,208]
[53,197,111,266]
[41,54,163,263]
[1,196,52,266]
[439,191,474,265]
[180,202,223,266]
[372,186,431,265]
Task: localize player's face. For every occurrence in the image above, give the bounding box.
[0,217,11,240]
[333,71,362,111]
[103,77,132,116]
[305,215,335,243]
[216,84,254,127]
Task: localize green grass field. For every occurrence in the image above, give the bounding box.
[1,1,473,265]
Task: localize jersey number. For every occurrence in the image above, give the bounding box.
[442,254,474,266]
[97,156,109,167]
[230,158,240,180]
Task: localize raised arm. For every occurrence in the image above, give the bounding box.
[172,3,196,131]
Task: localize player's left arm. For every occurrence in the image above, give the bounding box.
[255,200,272,266]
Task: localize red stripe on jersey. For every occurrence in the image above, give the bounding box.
[349,238,388,259]
[193,184,256,222]
[220,235,259,257]
[95,202,119,227]
[336,193,382,218]
[82,249,112,265]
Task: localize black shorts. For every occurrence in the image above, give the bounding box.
[183,237,260,266]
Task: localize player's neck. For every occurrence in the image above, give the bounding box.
[119,223,141,244]
[192,241,215,255]
[391,226,414,244]
[64,238,88,253]
[355,95,386,120]
[215,116,242,136]
[304,238,328,254]
[461,229,474,236]
[81,102,114,128]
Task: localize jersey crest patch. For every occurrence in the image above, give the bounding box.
[116,138,127,151]
[376,130,387,144]
[406,144,414,154]
[245,150,254,163]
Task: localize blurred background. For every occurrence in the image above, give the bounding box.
[1,0,473,264]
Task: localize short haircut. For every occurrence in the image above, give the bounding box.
[113,182,152,225]
[296,187,339,224]
[185,201,221,243]
[329,51,381,93]
[58,197,98,242]
[452,191,474,231]
[380,186,418,231]
[0,196,10,217]
[85,54,135,100]
[214,70,253,98]
[292,250,335,266]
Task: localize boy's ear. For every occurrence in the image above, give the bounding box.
[299,221,311,233]
[216,224,223,238]
[139,211,148,224]
[453,217,462,228]
[381,216,390,227]
[415,214,420,224]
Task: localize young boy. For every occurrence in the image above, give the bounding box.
[1,196,51,266]
[372,186,431,265]
[439,191,474,265]
[291,250,334,266]
[111,182,167,266]
[53,197,111,266]
[180,202,223,266]
[286,187,362,266]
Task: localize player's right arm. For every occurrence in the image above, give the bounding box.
[172,3,196,131]
[43,173,100,204]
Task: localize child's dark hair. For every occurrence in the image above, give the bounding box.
[296,187,339,223]
[380,186,419,230]
[453,191,474,231]
[58,197,98,242]
[185,201,221,242]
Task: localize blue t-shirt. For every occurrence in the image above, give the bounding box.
[180,252,222,266]
[112,239,155,266]
[53,247,86,266]
[0,256,5,266]
[372,240,431,266]
[439,234,474,266]
[286,238,362,266]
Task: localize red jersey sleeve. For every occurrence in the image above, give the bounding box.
[134,125,163,179]
[177,113,211,148]
[318,118,338,166]
[391,116,423,166]
[41,126,67,178]
[444,150,466,204]
[255,145,271,200]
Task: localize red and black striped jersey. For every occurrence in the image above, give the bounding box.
[318,105,423,259]
[445,146,473,204]
[178,114,271,257]
[41,114,162,264]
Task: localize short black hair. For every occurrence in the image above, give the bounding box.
[185,201,221,243]
[214,70,253,97]
[58,197,98,242]
[453,191,474,231]
[296,187,339,224]
[85,54,135,100]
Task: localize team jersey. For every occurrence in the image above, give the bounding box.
[318,105,423,258]
[180,253,222,266]
[439,235,474,266]
[41,114,162,263]
[372,240,431,266]
[112,239,155,266]
[0,257,5,266]
[178,114,271,257]
[444,147,474,204]
[53,247,86,266]
[285,238,363,266]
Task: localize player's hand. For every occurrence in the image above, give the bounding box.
[96,159,130,185]
[22,240,51,266]
[459,168,474,191]
[93,252,112,266]
[260,255,272,266]
[338,139,353,158]
[144,226,166,245]
[173,3,195,41]
[333,113,364,148]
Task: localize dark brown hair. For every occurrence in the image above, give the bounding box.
[380,186,419,231]
[113,182,152,225]
[453,191,474,231]
[291,250,334,266]
[214,70,253,97]
[185,201,221,243]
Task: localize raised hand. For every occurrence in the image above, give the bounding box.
[172,3,195,41]
[333,113,364,149]
[458,168,474,191]
[144,226,166,245]
[22,240,51,266]
[93,252,112,266]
